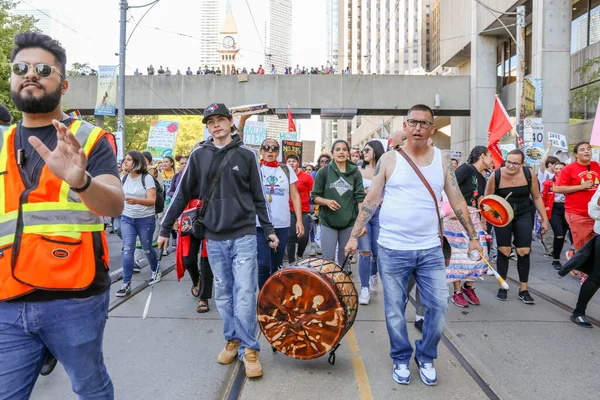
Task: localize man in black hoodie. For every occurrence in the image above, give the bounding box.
[158,103,278,378]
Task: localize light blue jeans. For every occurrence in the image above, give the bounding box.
[378,245,448,364]
[121,215,158,284]
[0,290,113,399]
[206,235,260,359]
[358,207,380,288]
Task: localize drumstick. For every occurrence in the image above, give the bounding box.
[479,251,509,290]
[504,192,513,200]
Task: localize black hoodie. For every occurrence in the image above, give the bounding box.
[160,134,274,240]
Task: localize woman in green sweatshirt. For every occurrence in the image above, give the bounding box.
[311,139,366,266]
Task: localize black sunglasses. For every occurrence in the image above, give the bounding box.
[261,145,279,152]
[11,62,63,78]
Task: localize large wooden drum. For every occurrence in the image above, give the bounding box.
[257,257,358,361]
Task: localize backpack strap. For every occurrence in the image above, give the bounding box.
[523,166,532,190]
[494,168,501,192]
[121,174,128,185]
[281,164,291,183]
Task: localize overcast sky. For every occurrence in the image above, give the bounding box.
[15,0,326,151]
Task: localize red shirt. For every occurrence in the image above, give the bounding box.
[556,161,600,216]
[290,170,313,213]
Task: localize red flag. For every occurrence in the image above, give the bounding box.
[487,96,513,168]
[287,105,297,133]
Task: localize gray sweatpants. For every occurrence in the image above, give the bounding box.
[321,225,353,269]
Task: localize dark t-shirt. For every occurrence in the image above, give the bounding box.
[455,164,486,208]
[14,119,119,302]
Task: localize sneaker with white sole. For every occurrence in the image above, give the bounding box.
[369,275,378,292]
[133,260,142,273]
[116,283,131,297]
[359,287,371,305]
[393,363,411,384]
[415,358,437,386]
[149,268,162,286]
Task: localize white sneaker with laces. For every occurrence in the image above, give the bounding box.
[149,268,162,286]
[393,363,410,384]
[369,275,378,292]
[415,358,437,386]
[359,287,370,305]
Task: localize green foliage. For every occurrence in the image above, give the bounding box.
[67,62,92,76]
[100,114,204,157]
[0,1,40,120]
[571,56,600,114]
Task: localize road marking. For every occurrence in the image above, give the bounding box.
[346,328,374,400]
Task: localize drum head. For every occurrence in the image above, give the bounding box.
[257,267,346,360]
[479,195,514,227]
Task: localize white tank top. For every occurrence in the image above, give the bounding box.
[379,148,445,250]
[362,177,372,192]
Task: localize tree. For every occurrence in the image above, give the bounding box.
[0,1,39,120]
[67,62,92,76]
[570,56,600,120]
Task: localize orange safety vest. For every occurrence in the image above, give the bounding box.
[0,120,111,301]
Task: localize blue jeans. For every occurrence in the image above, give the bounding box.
[121,215,158,284]
[206,235,260,359]
[358,207,380,288]
[0,290,113,399]
[257,227,289,289]
[378,245,448,364]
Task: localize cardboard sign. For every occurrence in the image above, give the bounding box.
[282,140,303,163]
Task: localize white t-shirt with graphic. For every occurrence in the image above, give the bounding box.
[122,174,156,219]
[257,165,298,228]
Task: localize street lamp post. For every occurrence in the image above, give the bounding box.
[118,0,127,136]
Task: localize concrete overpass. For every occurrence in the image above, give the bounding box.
[62,75,471,118]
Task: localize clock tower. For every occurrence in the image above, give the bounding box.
[217,10,239,75]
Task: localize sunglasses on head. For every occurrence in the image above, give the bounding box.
[261,145,279,152]
[11,62,63,79]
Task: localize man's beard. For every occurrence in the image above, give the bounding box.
[10,85,62,113]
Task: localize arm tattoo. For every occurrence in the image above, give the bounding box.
[454,208,477,238]
[374,159,382,176]
[350,199,379,239]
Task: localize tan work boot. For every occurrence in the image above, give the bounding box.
[217,340,240,365]
[242,348,263,378]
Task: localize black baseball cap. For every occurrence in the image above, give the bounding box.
[0,105,12,124]
[202,103,232,124]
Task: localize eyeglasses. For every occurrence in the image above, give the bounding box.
[505,160,522,167]
[261,145,279,152]
[11,62,63,79]
[406,119,433,129]
[319,159,330,164]
[362,148,371,153]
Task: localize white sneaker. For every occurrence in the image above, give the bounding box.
[149,268,162,286]
[393,363,411,385]
[369,275,378,292]
[359,287,370,305]
[415,358,437,386]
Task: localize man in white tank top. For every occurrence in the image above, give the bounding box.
[345,104,483,386]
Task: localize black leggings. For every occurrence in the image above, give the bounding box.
[287,212,312,264]
[550,203,570,260]
[574,237,600,316]
[183,236,213,299]
[495,211,533,283]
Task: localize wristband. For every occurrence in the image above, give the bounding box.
[70,171,92,193]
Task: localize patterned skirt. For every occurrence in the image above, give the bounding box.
[444,208,489,283]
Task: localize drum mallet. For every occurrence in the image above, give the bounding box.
[479,251,509,290]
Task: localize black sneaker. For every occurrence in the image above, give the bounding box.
[518,290,535,304]
[116,283,131,297]
[39,354,58,376]
[552,260,563,270]
[497,288,508,301]
[414,318,424,333]
[570,314,593,328]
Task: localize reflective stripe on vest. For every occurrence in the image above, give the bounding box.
[0,210,18,247]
